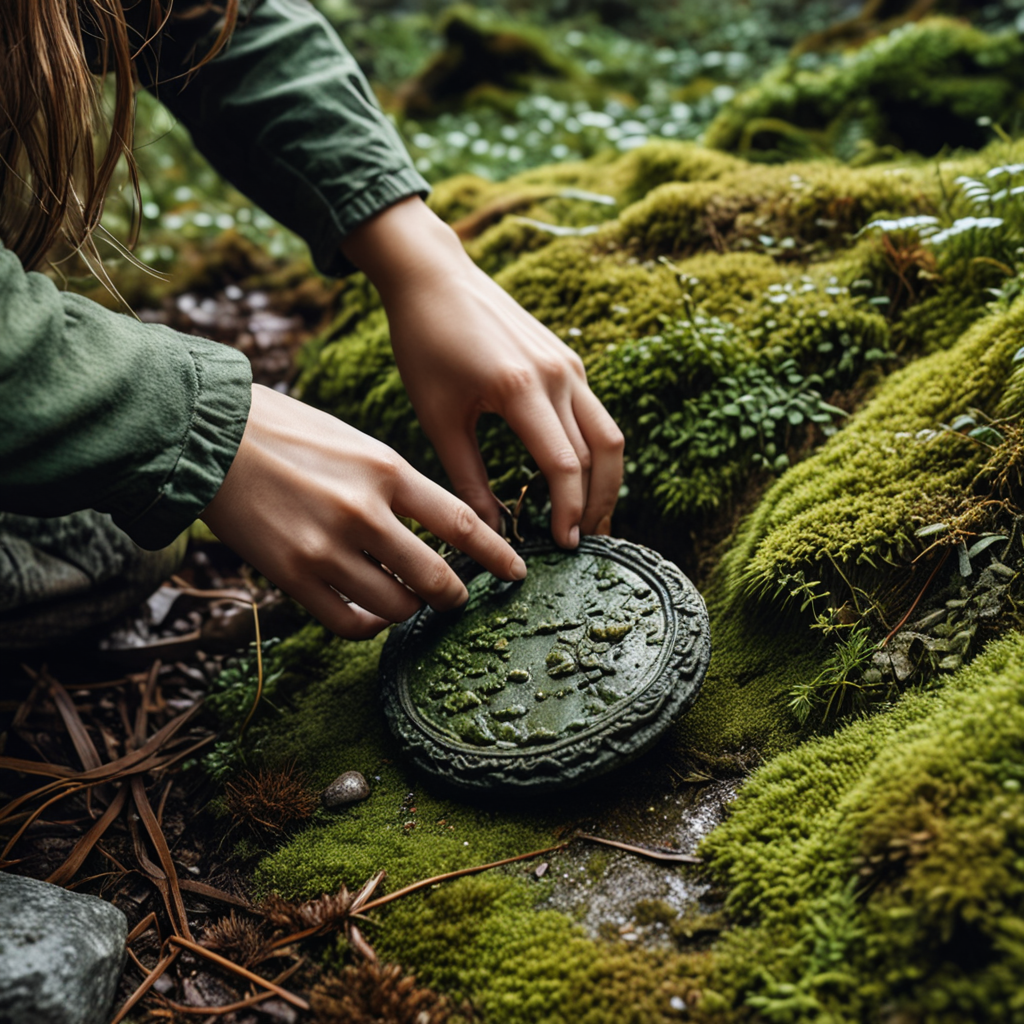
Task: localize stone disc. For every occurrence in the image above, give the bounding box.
[379,536,710,794]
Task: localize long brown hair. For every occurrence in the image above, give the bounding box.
[0,1,237,272]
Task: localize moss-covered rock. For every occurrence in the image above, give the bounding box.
[705,17,1024,162]
[699,631,1024,1023]
[719,294,1024,607]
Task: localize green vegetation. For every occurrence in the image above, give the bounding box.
[705,17,1024,162]
[145,5,1024,1019]
[700,632,1024,1023]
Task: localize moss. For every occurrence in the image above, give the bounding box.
[698,632,1024,1023]
[670,607,822,760]
[705,17,1024,162]
[717,295,1024,608]
[250,622,706,1022]
[396,4,583,118]
[596,160,937,259]
[369,874,703,1024]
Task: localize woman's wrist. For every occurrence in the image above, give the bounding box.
[339,196,472,301]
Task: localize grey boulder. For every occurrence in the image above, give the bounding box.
[0,872,127,1024]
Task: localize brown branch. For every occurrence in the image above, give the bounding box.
[359,841,572,914]
[154,961,304,1017]
[166,937,310,1011]
[882,547,951,648]
[110,948,181,1024]
[46,783,128,887]
[576,833,703,864]
[130,775,191,940]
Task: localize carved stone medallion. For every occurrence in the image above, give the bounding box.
[379,536,710,794]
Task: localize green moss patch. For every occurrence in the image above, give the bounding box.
[705,17,1024,162]
[699,631,1024,1022]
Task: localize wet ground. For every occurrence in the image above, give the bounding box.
[543,779,738,948]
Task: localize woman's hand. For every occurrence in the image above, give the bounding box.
[201,384,527,639]
[340,198,625,549]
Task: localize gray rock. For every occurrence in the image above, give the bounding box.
[322,770,370,807]
[0,872,127,1024]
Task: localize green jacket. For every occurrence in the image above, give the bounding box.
[0,0,428,550]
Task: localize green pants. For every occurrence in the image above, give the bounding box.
[0,512,186,651]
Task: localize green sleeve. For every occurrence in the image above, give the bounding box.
[140,0,431,276]
[0,244,252,550]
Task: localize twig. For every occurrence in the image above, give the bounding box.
[881,547,951,648]
[154,961,304,1017]
[576,833,703,864]
[359,841,572,914]
[166,937,310,1011]
[46,783,128,887]
[110,948,181,1024]
[238,602,262,744]
[127,911,160,944]
[130,775,191,940]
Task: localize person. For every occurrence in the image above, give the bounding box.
[0,0,624,646]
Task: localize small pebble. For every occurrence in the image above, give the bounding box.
[534,862,548,879]
[322,770,371,808]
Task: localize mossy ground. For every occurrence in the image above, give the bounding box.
[245,624,708,1022]
[244,40,1024,1020]
[700,632,1024,1023]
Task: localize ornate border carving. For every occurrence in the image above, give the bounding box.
[379,536,710,794]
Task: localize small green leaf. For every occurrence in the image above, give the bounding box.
[969,425,1005,445]
[950,414,976,431]
[915,522,949,538]
[1013,346,1024,364]
[957,540,972,577]
[967,534,1008,558]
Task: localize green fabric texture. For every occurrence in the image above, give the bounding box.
[0,0,427,551]
[141,0,431,276]
[0,247,252,550]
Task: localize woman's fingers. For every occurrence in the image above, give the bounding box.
[291,580,391,641]
[365,518,469,612]
[555,391,592,528]
[426,415,502,532]
[572,387,625,536]
[392,472,527,584]
[319,547,424,623]
[503,390,586,548]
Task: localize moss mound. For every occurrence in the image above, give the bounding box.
[720,294,1024,606]
[262,108,1024,1022]
[699,631,1024,1023]
[705,17,1024,162]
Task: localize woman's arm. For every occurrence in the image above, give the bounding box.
[147,0,624,545]
[0,243,252,550]
[339,197,625,549]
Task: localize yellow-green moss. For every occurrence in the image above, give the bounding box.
[719,295,1024,606]
[698,631,1024,1022]
[705,18,1024,162]
[373,875,701,1024]
[596,160,936,258]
